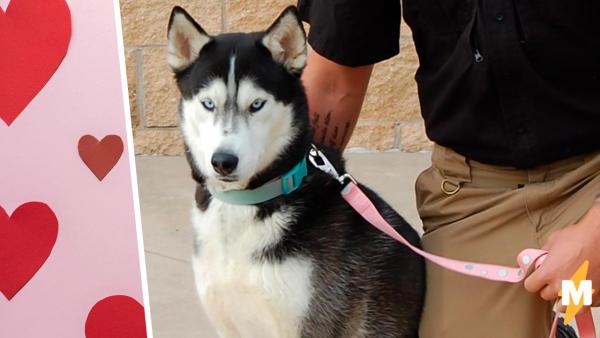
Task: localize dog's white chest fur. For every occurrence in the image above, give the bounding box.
[191,202,313,338]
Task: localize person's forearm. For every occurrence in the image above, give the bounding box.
[302,50,373,151]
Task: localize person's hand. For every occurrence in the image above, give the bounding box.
[524,197,600,308]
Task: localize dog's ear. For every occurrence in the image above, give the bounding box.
[167,6,211,72]
[261,6,307,74]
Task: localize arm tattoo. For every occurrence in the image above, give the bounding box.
[312,111,354,150]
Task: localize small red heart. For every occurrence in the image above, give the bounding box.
[0,0,71,125]
[0,202,58,300]
[85,295,147,338]
[78,135,124,181]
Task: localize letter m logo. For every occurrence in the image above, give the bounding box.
[561,280,593,306]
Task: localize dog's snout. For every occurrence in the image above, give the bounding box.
[211,152,239,176]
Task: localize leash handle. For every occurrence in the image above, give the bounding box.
[340,181,597,338]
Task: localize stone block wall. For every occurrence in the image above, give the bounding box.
[120,0,432,155]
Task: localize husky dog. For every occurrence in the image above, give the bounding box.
[167,6,425,338]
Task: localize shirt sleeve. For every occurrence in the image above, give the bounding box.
[298,0,401,67]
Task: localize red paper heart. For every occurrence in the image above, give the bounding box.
[0,0,71,125]
[0,202,58,300]
[85,295,147,338]
[78,135,124,181]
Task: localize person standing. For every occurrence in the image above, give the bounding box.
[298,1,600,337]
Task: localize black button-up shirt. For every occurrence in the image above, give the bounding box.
[404,0,600,168]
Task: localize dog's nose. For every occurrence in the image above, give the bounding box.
[211,152,239,176]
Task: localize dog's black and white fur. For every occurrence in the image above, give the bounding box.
[167,6,425,337]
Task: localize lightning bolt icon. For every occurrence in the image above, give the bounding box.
[559,260,596,325]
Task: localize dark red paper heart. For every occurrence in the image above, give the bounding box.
[78,135,124,181]
[0,0,71,125]
[85,295,147,338]
[0,202,58,300]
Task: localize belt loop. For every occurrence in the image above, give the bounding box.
[436,145,472,195]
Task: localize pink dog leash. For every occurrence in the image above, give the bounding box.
[307,146,596,338]
[342,181,595,338]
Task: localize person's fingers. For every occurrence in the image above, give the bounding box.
[540,282,560,301]
[525,250,565,294]
[525,268,549,293]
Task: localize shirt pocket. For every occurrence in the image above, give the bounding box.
[517,1,600,56]
[404,0,473,34]
[530,1,598,30]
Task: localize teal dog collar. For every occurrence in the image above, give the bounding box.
[208,157,308,205]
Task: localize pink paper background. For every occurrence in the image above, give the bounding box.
[0,1,146,337]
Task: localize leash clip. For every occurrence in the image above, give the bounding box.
[308,145,340,178]
[308,144,357,185]
[338,173,357,186]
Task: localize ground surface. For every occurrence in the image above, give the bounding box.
[136,152,599,338]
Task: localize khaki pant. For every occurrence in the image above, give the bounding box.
[417,144,600,338]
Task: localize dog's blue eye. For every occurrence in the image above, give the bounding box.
[201,99,215,111]
[249,99,266,113]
